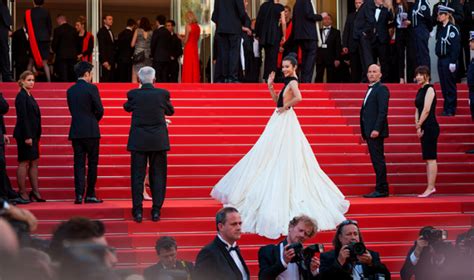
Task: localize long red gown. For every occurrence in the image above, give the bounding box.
[182,23,201,83]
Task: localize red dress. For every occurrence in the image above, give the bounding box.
[182,23,201,83]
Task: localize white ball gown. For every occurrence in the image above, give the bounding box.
[211,77,350,239]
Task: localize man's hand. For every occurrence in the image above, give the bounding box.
[3,135,9,144]
[25,138,33,146]
[5,205,38,232]
[337,245,350,265]
[449,63,456,73]
[370,130,379,138]
[283,244,296,264]
[103,62,111,70]
[357,251,373,266]
[310,255,320,272]
[414,236,429,258]
[342,47,349,54]
[334,60,341,68]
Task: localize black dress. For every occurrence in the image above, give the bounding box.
[13,89,42,162]
[415,84,440,160]
[277,76,298,108]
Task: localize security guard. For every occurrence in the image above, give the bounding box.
[410,0,432,71]
[436,5,460,116]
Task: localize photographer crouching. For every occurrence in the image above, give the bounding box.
[319,220,390,280]
[400,226,457,280]
[258,215,322,280]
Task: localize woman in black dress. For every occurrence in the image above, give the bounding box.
[14,71,45,202]
[414,66,440,197]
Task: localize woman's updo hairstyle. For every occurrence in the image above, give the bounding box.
[18,71,34,88]
[283,52,298,67]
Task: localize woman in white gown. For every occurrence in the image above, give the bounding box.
[211,54,350,239]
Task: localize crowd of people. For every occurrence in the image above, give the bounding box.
[0,202,473,280]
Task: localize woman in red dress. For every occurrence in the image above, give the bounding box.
[181,11,201,83]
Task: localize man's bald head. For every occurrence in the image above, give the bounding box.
[367,64,382,83]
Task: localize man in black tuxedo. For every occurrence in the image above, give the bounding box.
[144,236,194,280]
[212,0,247,83]
[52,15,77,82]
[353,0,376,82]
[315,14,342,83]
[124,66,174,223]
[194,207,249,280]
[371,0,393,82]
[97,14,115,82]
[166,20,183,83]
[319,220,391,280]
[12,26,30,80]
[116,19,135,83]
[0,1,12,82]
[360,64,389,198]
[342,0,363,83]
[151,15,172,83]
[67,62,104,205]
[292,0,326,83]
[258,215,321,280]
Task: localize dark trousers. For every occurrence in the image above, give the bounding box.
[130,150,167,214]
[372,42,389,82]
[315,63,337,83]
[470,87,474,120]
[0,144,16,199]
[153,61,170,82]
[413,26,431,71]
[100,64,115,82]
[438,57,457,115]
[169,60,179,82]
[366,137,388,193]
[117,62,132,83]
[350,51,362,83]
[396,28,415,82]
[296,39,317,83]
[359,36,374,82]
[14,60,29,81]
[216,33,241,82]
[72,138,99,198]
[262,44,279,81]
[55,59,76,82]
[0,29,13,82]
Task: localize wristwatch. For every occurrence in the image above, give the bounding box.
[0,200,10,215]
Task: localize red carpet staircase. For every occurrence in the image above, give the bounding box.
[1,82,474,279]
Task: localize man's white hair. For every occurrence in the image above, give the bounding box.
[138,67,156,84]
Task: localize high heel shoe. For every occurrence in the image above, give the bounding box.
[143,191,152,201]
[417,188,436,198]
[29,191,46,202]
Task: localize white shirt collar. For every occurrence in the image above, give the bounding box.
[217,234,237,249]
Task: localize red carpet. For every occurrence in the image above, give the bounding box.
[1,82,473,278]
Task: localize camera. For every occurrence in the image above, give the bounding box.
[287,243,324,264]
[421,228,447,244]
[347,242,366,261]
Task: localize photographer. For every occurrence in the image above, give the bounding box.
[144,236,194,280]
[451,228,474,280]
[258,215,321,280]
[319,220,390,280]
[400,226,456,280]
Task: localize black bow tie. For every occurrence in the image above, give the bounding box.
[377,6,383,9]
[228,246,240,252]
[368,85,373,89]
[324,27,330,30]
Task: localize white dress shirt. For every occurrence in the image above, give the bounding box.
[217,234,248,280]
[277,243,300,280]
[375,6,382,22]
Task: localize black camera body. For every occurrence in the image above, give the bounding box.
[422,228,447,244]
[347,242,366,261]
[287,243,324,264]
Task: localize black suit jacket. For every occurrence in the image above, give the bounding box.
[144,260,194,280]
[151,26,172,62]
[116,28,134,64]
[52,23,78,60]
[194,236,250,280]
[27,7,52,42]
[292,0,323,41]
[258,240,320,280]
[12,28,30,69]
[211,0,246,35]
[360,82,390,140]
[66,80,104,140]
[317,27,342,65]
[0,93,9,145]
[124,83,174,152]
[319,249,390,280]
[342,11,358,53]
[13,89,41,140]
[374,7,393,44]
[169,33,183,60]
[353,2,376,41]
[0,3,11,32]
[97,26,115,64]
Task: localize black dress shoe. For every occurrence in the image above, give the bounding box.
[133,212,143,223]
[466,149,474,154]
[74,195,83,204]
[84,197,103,204]
[151,210,161,222]
[9,197,30,205]
[363,191,389,198]
[441,111,454,117]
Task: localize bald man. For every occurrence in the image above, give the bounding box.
[360,64,389,198]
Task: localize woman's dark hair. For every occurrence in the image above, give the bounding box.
[139,17,152,32]
[283,52,298,67]
[332,220,365,255]
[393,0,408,13]
[34,0,45,6]
[414,65,431,81]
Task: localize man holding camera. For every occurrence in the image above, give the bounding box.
[258,215,321,280]
[319,220,390,280]
[400,226,456,280]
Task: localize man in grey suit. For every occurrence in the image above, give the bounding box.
[124,67,174,223]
